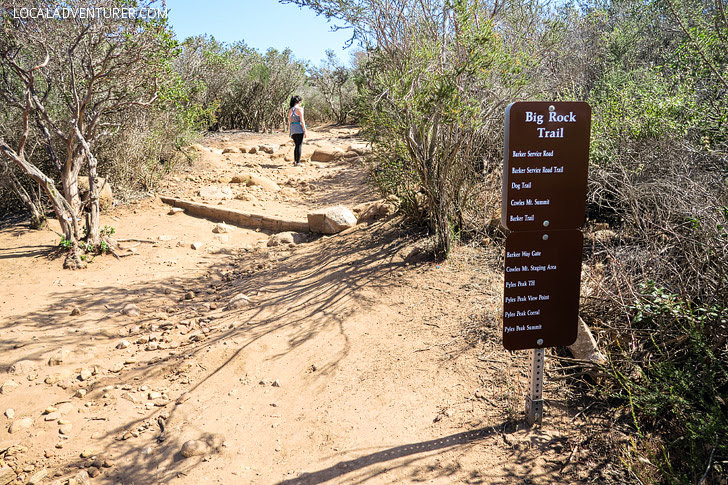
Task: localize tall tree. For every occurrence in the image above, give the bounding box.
[0,0,177,267]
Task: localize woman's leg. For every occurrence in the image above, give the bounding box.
[293,134,303,163]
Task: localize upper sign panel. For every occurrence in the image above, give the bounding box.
[501,102,591,232]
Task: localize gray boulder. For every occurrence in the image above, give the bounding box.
[307,206,357,234]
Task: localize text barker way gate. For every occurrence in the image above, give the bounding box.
[501,101,591,424]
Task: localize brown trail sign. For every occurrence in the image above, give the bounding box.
[501,101,591,425]
[501,102,591,233]
[503,229,583,351]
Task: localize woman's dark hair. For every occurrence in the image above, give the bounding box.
[290,95,302,108]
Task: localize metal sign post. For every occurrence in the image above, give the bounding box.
[501,101,591,426]
[526,348,544,426]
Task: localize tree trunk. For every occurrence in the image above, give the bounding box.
[0,164,46,228]
[61,155,83,240]
[1,137,75,241]
[73,124,101,245]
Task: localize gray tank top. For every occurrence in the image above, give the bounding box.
[290,107,304,135]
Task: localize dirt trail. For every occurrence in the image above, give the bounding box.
[0,127,597,484]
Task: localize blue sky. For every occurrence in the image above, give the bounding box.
[167,0,355,66]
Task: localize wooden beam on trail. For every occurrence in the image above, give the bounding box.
[160,196,310,233]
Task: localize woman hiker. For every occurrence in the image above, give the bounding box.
[289,95,307,166]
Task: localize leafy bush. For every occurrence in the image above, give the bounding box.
[609,282,728,484]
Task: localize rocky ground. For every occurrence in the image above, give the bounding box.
[0,126,624,484]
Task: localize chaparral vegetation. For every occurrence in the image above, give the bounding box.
[1,0,726,483]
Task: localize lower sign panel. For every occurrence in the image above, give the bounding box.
[503,230,583,350]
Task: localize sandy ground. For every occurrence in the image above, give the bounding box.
[0,127,617,485]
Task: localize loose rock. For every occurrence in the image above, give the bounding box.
[4,409,14,419]
[0,380,19,395]
[78,176,113,210]
[8,417,33,433]
[58,403,74,414]
[116,340,130,350]
[353,199,396,223]
[311,147,346,162]
[199,185,233,200]
[47,349,70,366]
[247,175,280,192]
[8,360,37,375]
[307,206,357,234]
[266,232,300,247]
[258,144,279,154]
[121,303,141,317]
[225,293,251,311]
[180,439,210,458]
[191,242,203,250]
[26,467,47,485]
[70,469,90,485]
[0,465,16,485]
[230,172,252,184]
[212,222,234,234]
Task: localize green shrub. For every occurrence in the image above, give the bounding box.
[609,281,728,484]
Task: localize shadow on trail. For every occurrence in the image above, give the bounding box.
[278,421,567,485]
[0,217,423,484]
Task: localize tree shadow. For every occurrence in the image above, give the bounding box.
[1,217,424,484]
[276,419,570,485]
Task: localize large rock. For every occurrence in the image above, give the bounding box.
[353,200,396,223]
[222,147,241,154]
[311,147,346,162]
[247,175,280,192]
[307,206,357,234]
[199,185,233,200]
[78,176,113,210]
[568,317,607,364]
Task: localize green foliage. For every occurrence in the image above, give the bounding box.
[610,282,728,484]
[175,36,305,132]
[352,0,538,257]
[309,50,357,124]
